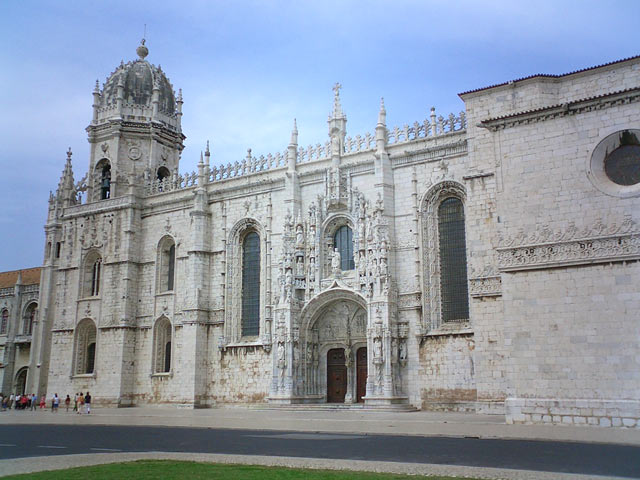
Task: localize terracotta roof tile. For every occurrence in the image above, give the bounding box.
[0,267,41,289]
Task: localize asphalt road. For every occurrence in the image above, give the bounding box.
[1,424,639,478]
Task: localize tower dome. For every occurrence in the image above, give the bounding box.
[100,40,176,115]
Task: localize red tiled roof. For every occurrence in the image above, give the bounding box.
[0,268,41,289]
[458,55,640,97]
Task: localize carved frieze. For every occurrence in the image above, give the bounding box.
[498,216,640,271]
[469,276,502,297]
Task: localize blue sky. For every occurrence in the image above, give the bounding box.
[0,0,638,271]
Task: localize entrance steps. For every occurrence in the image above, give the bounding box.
[253,403,418,412]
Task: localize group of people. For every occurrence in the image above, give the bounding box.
[0,391,92,414]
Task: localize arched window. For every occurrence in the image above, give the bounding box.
[91,259,101,296]
[23,303,37,335]
[101,164,111,199]
[241,232,260,337]
[157,167,170,181]
[157,237,176,292]
[421,181,469,332]
[437,197,469,322]
[0,309,8,335]
[333,225,354,271]
[75,319,97,375]
[83,251,102,298]
[153,317,172,373]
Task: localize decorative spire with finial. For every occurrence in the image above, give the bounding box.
[377,97,386,126]
[290,118,298,146]
[94,79,100,93]
[136,38,149,60]
[332,82,343,118]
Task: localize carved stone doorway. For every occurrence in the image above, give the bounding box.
[327,348,347,403]
[14,368,27,395]
[356,347,367,403]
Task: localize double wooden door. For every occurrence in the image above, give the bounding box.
[327,348,347,403]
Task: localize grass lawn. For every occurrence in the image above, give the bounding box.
[3,460,481,479]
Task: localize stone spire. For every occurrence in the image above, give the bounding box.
[328,83,347,165]
[57,148,76,207]
[287,119,298,172]
[376,97,388,153]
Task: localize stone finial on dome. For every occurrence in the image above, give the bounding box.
[136,38,149,60]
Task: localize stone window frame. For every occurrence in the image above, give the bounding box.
[0,308,9,335]
[419,180,470,333]
[152,316,173,375]
[321,214,355,278]
[224,217,268,345]
[73,318,97,376]
[156,235,177,294]
[588,129,640,198]
[81,249,103,299]
[22,302,37,336]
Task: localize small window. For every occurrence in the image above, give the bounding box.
[101,164,111,199]
[157,238,176,293]
[241,232,260,337]
[157,167,171,181]
[0,309,8,335]
[334,225,354,271]
[86,343,96,374]
[55,242,61,258]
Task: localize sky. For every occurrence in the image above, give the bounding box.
[0,0,638,272]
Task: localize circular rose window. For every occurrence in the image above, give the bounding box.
[589,129,640,197]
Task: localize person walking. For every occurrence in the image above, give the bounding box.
[73,393,78,412]
[8,393,14,410]
[52,393,59,412]
[84,391,91,414]
[65,395,71,412]
[39,394,46,409]
[31,394,37,411]
[77,392,84,414]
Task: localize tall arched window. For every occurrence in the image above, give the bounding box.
[101,164,111,199]
[437,197,469,322]
[421,181,469,332]
[153,317,172,373]
[241,232,260,337]
[91,258,101,296]
[0,309,8,335]
[334,225,354,271]
[23,303,37,335]
[75,319,97,375]
[157,237,176,292]
[83,251,102,298]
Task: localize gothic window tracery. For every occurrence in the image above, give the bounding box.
[242,231,261,337]
[157,236,176,292]
[153,316,172,373]
[74,318,97,375]
[421,181,470,331]
[22,303,37,335]
[0,309,8,335]
[82,251,103,298]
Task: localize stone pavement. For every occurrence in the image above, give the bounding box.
[1,406,639,479]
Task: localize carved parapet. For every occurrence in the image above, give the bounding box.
[469,276,502,297]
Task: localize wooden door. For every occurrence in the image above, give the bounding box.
[356,347,367,402]
[327,348,346,403]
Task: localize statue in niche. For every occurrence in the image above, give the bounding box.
[296,224,304,248]
[399,340,407,364]
[331,248,341,275]
[296,256,304,276]
[308,256,316,282]
[380,257,388,277]
[373,336,383,360]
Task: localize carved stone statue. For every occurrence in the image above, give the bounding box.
[295,224,304,248]
[331,248,341,275]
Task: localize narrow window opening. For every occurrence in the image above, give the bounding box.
[164,341,171,373]
[167,244,175,291]
[333,225,354,271]
[0,309,8,335]
[91,259,101,296]
[55,242,61,258]
[101,164,111,199]
[86,342,96,374]
[241,232,260,337]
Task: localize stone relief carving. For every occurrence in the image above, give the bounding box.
[498,216,640,271]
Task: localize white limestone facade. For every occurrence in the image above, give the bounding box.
[26,42,639,427]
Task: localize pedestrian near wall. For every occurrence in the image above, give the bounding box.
[52,393,59,412]
[84,391,91,414]
[31,394,37,411]
[39,395,46,409]
[77,392,84,414]
[65,395,70,412]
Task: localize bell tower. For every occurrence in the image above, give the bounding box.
[85,39,185,201]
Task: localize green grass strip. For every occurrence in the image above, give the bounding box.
[3,459,481,479]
